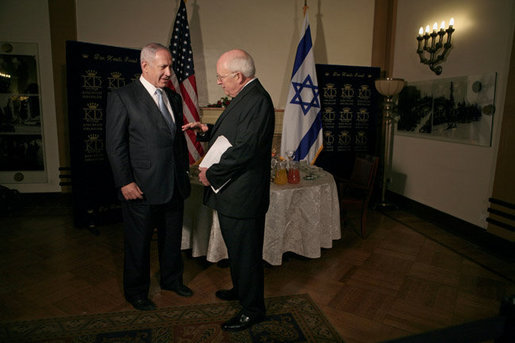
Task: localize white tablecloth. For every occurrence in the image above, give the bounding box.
[181,169,341,265]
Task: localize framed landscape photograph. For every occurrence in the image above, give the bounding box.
[396,72,496,146]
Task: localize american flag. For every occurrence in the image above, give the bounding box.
[169,0,204,164]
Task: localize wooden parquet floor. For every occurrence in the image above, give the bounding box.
[0,194,514,342]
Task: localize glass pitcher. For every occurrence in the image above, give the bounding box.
[287,160,300,184]
[274,160,288,185]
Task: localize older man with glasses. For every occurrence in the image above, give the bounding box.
[183,49,275,331]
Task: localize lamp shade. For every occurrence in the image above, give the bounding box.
[375,78,406,96]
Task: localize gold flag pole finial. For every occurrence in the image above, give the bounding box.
[303,0,308,16]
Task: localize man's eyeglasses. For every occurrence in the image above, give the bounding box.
[216,72,236,81]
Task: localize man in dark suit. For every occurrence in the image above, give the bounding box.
[106,42,192,311]
[183,49,275,331]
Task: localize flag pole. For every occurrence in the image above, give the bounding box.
[303,0,308,16]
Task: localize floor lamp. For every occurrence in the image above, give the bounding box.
[374,78,405,209]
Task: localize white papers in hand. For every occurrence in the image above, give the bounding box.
[199,135,232,193]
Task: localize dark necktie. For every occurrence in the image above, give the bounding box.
[155,88,176,135]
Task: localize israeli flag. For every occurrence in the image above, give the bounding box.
[280,13,323,164]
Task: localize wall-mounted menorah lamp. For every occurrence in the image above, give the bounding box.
[416,18,455,75]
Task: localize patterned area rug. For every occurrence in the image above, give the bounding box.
[0,294,343,342]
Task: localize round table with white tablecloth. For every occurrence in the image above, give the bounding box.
[181,168,341,266]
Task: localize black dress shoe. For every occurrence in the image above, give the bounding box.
[162,283,193,297]
[129,298,156,311]
[215,289,238,301]
[221,312,265,331]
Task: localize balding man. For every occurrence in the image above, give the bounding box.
[183,49,274,331]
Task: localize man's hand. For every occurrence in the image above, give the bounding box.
[182,121,208,133]
[121,182,144,200]
[198,167,211,186]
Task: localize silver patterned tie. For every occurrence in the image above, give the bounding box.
[155,88,176,135]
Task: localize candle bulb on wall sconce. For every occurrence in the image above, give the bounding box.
[416,18,455,75]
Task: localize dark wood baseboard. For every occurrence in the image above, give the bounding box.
[388,192,515,262]
[0,191,73,217]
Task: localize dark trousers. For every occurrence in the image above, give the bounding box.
[121,191,184,302]
[218,212,266,316]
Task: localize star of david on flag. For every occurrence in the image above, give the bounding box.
[169,0,204,164]
[290,74,320,114]
[280,11,323,164]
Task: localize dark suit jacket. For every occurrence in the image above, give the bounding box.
[106,80,191,204]
[201,79,275,218]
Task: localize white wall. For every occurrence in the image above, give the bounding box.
[0,0,60,192]
[391,0,515,228]
[76,0,375,107]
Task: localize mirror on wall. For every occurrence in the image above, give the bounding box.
[0,42,47,183]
